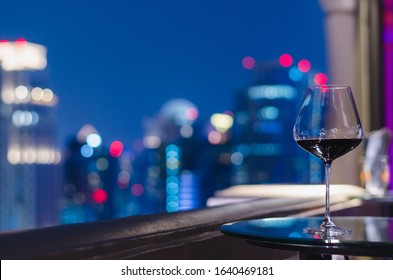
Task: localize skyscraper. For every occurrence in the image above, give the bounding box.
[231,56,325,185]
[131,98,204,214]
[61,125,121,223]
[0,39,61,230]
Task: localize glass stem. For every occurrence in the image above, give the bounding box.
[323,162,333,226]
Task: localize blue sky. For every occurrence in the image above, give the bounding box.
[0,0,326,148]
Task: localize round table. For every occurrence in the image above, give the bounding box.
[220,216,393,259]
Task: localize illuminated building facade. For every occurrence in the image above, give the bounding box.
[61,125,123,223]
[128,57,330,212]
[159,99,202,212]
[0,39,61,230]
[130,99,203,214]
[231,55,327,185]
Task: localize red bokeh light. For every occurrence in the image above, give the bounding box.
[109,141,123,157]
[298,59,311,72]
[92,189,108,204]
[314,73,328,85]
[131,184,144,196]
[242,56,255,70]
[320,85,329,93]
[0,39,9,44]
[15,38,27,45]
[279,54,293,67]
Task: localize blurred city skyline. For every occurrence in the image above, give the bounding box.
[0,0,326,148]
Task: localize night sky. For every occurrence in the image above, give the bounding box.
[0,0,326,149]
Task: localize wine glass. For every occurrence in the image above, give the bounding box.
[293,85,364,237]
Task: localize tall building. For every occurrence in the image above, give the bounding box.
[131,99,204,214]
[61,125,121,223]
[0,39,61,230]
[231,55,326,185]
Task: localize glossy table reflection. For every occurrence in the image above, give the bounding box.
[220,217,393,259]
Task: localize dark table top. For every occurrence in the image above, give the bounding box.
[220,216,393,257]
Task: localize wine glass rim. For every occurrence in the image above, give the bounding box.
[307,84,351,90]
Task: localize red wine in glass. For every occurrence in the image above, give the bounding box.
[296,138,362,164]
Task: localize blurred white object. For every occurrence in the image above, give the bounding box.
[206,184,364,207]
[0,40,47,71]
[362,128,392,198]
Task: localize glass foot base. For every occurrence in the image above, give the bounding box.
[304,225,352,238]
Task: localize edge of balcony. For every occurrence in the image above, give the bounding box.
[0,196,362,260]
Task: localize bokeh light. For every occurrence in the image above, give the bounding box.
[210,113,234,133]
[7,146,61,165]
[15,38,27,44]
[118,171,130,188]
[279,54,293,67]
[259,106,279,120]
[77,124,98,143]
[314,73,328,85]
[143,135,161,149]
[242,56,255,70]
[131,183,144,196]
[31,87,44,101]
[42,89,54,102]
[86,133,102,148]
[208,130,223,145]
[180,125,193,138]
[96,158,109,171]
[80,144,94,158]
[298,59,311,72]
[92,189,108,204]
[109,141,123,157]
[185,107,198,121]
[230,152,244,165]
[15,86,28,100]
[288,67,303,81]
[12,110,39,127]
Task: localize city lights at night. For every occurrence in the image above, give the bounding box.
[0,0,392,270]
[314,72,328,85]
[0,1,328,150]
[242,56,256,70]
[0,1,336,231]
[0,36,331,231]
[0,38,47,71]
[297,59,311,72]
[279,53,293,67]
[109,141,124,158]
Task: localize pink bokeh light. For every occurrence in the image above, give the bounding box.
[242,56,256,70]
[314,73,327,85]
[298,59,311,72]
[279,53,293,67]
